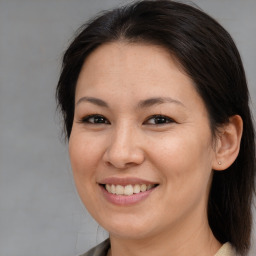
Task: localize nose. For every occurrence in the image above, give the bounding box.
[103,123,145,169]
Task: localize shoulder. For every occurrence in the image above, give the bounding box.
[214,242,238,256]
[79,239,110,256]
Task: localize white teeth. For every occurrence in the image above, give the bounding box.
[104,184,156,195]
[133,184,141,194]
[106,184,111,193]
[124,185,133,196]
[140,184,147,192]
[111,184,116,194]
[115,185,124,195]
[147,184,154,190]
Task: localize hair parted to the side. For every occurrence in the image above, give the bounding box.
[56,1,256,254]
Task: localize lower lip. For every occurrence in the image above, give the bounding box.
[100,185,157,206]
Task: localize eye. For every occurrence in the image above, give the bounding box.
[80,114,110,124]
[144,115,175,125]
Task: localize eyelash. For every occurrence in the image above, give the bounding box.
[78,114,175,125]
[144,115,175,125]
[79,114,110,124]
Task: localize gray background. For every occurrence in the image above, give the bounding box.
[0,0,255,255]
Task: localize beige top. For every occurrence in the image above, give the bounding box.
[214,242,237,256]
[80,239,237,256]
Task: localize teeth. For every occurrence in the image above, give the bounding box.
[147,184,154,190]
[133,184,141,194]
[106,184,111,193]
[104,184,156,196]
[111,184,116,194]
[140,184,147,192]
[124,185,133,196]
[115,185,124,195]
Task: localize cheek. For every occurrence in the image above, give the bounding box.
[68,131,104,209]
[150,135,213,223]
[149,130,213,192]
[68,131,104,190]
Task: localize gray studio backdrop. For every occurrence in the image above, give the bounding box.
[0,0,255,255]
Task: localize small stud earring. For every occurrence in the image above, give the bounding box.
[218,161,222,165]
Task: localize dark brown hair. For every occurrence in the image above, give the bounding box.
[56,1,256,254]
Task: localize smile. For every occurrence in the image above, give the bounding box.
[99,177,159,205]
[105,184,157,196]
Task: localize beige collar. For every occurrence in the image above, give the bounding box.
[214,243,236,256]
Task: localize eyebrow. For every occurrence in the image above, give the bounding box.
[137,97,185,109]
[76,97,109,107]
[76,96,185,108]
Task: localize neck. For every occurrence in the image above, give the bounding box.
[108,211,221,256]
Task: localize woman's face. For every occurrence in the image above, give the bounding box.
[69,42,216,240]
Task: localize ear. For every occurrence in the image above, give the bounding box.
[212,115,243,171]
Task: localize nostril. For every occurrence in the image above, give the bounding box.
[102,135,145,169]
[103,150,145,169]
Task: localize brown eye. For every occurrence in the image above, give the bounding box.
[144,115,174,125]
[82,115,110,124]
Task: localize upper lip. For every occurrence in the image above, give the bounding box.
[98,177,158,186]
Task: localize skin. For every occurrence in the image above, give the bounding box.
[69,42,223,256]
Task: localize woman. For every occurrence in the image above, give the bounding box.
[56,1,255,255]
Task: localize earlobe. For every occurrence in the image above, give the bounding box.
[212,115,243,171]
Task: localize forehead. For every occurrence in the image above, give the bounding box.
[75,42,204,110]
[82,41,179,69]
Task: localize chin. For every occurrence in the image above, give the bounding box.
[108,226,155,240]
[97,214,161,240]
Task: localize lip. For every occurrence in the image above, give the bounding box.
[100,185,157,206]
[98,177,159,206]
